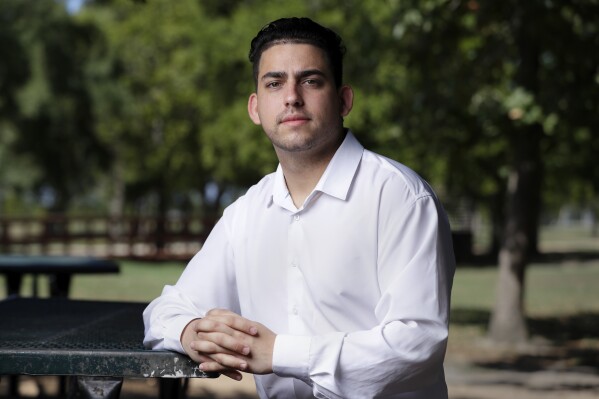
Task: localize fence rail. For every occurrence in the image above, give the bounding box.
[1,214,476,263]
[0,215,218,261]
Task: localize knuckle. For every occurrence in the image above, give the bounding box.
[200,362,220,372]
[207,308,226,316]
[231,329,246,339]
[199,318,218,330]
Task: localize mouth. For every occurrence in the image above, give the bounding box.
[279,114,310,125]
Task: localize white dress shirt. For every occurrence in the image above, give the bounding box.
[143,131,455,399]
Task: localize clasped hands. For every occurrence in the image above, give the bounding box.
[181,308,276,381]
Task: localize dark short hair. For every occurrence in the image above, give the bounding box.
[248,17,346,88]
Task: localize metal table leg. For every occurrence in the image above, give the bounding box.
[67,376,123,399]
[159,378,188,399]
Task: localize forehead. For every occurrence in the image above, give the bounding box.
[258,43,333,78]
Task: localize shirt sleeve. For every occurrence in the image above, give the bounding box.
[272,193,456,398]
[142,212,240,353]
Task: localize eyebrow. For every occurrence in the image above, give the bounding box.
[260,69,328,82]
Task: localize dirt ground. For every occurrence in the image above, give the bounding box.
[446,330,599,399]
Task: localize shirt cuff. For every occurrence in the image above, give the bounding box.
[164,315,198,354]
[272,334,312,382]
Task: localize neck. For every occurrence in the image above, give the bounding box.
[277,133,345,208]
[279,156,329,209]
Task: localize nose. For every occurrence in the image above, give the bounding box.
[285,84,304,107]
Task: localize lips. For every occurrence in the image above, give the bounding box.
[280,114,310,124]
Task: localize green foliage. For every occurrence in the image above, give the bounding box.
[82,0,313,212]
[0,0,597,222]
[0,0,111,212]
[335,0,599,223]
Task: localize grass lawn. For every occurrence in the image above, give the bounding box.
[70,261,187,302]
[1,224,597,348]
[452,259,599,317]
[5,251,598,313]
[448,225,599,374]
[0,261,187,302]
[4,225,596,308]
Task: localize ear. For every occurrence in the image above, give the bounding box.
[338,85,354,117]
[248,93,261,125]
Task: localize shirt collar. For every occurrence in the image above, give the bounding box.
[271,130,364,208]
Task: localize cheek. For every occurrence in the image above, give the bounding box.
[318,94,342,113]
[258,98,278,117]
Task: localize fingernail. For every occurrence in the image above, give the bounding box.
[199,363,205,370]
[249,326,258,335]
[234,374,242,381]
[239,362,247,370]
[242,346,250,355]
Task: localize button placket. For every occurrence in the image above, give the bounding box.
[287,212,304,329]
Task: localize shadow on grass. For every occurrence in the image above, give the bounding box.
[458,250,599,267]
[451,308,599,373]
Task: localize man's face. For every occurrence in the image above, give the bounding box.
[248,43,353,157]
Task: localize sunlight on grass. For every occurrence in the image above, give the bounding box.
[69,261,187,302]
[452,260,599,317]
[0,261,187,302]
[1,225,597,313]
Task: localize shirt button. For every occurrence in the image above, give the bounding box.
[294,215,300,221]
[292,307,298,315]
[291,260,298,267]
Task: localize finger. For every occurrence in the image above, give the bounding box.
[205,352,249,371]
[198,361,243,381]
[205,308,237,317]
[195,350,248,372]
[220,369,244,381]
[203,313,259,336]
[191,335,250,356]
[195,354,243,381]
[194,317,242,336]
[195,318,257,347]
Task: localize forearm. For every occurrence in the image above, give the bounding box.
[273,320,449,398]
[143,287,202,352]
[143,215,240,351]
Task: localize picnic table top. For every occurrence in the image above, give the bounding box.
[0,297,214,379]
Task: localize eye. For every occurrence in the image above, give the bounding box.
[302,78,322,87]
[266,81,281,89]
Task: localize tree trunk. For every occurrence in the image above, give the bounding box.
[489,180,526,341]
[488,5,543,343]
[155,185,169,256]
[488,190,505,259]
[591,202,598,237]
[108,162,125,241]
[489,124,544,344]
[109,163,125,218]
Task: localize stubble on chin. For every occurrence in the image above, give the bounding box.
[270,133,317,154]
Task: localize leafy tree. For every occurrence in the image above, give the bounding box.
[327,0,599,343]
[83,0,316,218]
[4,0,596,342]
[0,0,111,213]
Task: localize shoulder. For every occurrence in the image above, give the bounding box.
[359,149,436,204]
[358,150,450,234]
[222,172,276,217]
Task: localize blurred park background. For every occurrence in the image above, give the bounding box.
[1,0,598,398]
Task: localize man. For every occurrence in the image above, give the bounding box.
[144,17,455,399]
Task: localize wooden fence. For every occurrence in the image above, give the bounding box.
[0,214,474,263]
[0,215,218,261]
